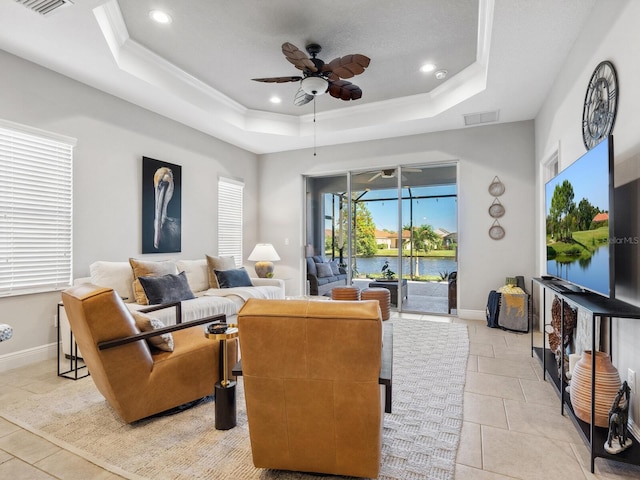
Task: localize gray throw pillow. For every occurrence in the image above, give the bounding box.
[215,267,253,288]
[138,271,195,305]
[316,262,334,278]
[329,259,341,275]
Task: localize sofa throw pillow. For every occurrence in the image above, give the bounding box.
[329,259,341,275]
[206,255,237,289]
[215,267,253,288]
[132,312,174,352]
[316,262,334,278]
[138,271,195,305]
[129,258,178,305]
[90,261,134,300]
[175,259,209,293]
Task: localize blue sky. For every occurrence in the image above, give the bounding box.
[361,185,457,232]
[545,138,611,214]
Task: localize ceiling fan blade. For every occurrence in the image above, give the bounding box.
[328,80,363,101]
[368,172,382,182]
[403,167,422,173]
[281,42,317,72]
[252,76,302,83]
[326,54,371,79]
[293,87,313,106]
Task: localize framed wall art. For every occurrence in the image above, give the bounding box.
[142,156,182,253]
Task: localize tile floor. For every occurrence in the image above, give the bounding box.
[1,314,639,479]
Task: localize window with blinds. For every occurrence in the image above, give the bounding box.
[218,177,244,266]
[0,121,75,296]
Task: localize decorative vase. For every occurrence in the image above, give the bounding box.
[569,350,621,427]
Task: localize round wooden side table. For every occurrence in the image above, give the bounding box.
[361,287,391,320]
[331,286,361,301]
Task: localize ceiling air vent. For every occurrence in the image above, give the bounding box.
[463,110,500,126]
[15,0,73,16]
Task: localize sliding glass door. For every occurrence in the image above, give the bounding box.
[305,163,457,314]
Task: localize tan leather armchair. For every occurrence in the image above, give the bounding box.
[61,284,236,424]
[237,298,387,478]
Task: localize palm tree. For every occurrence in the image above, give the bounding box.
[403,224,442,277]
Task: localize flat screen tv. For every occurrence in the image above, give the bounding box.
[544,135,614,297]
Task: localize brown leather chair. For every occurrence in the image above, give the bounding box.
[237,298,387,478]
[61,284,236,424]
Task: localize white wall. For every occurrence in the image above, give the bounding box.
[0,50,258,368]
[258,120,536,315]
[535,0,640,427]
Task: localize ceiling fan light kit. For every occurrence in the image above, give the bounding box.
[301,76,328,95]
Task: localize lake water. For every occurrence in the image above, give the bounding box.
[352,256,457,277]
[546,245,610,295]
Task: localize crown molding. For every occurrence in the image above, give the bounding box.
[92,0,493,147]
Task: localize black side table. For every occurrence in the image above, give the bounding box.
[368,279,408,306]
[205,326,239,430]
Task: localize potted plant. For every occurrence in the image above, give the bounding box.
[380,260,396,280]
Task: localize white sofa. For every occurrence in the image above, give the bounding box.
[60,258,285,357]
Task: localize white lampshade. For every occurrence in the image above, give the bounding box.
[248,244,280,262]
[301,76,328,96]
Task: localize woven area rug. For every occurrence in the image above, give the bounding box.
[1,318,468,480]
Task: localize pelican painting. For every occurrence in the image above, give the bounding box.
[142,157,182,253]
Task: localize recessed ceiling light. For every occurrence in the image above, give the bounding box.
[435,69,448,80]
[420,63,436,73]
[149,10,172,24]
[269,96,282,104]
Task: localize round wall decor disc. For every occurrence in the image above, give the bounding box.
[488,176,505,196]
[489,221,505,240]
[489,199,505,218]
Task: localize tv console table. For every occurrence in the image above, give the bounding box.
[531,277,640,473]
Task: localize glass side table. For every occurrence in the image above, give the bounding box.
[205,325,239,430]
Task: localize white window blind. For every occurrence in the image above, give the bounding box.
[0,122,74,296]
[218,177,244,267]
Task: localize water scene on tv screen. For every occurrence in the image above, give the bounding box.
[545,140,610,295]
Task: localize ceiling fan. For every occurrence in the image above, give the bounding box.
[367,168,422,182]
[252,42,370,106]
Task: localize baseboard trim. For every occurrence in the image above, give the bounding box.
[0,343,57,373]
[457,309,486,321]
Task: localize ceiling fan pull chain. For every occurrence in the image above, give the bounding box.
[313,96,317,156]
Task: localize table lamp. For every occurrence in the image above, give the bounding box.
[248,243,280,278]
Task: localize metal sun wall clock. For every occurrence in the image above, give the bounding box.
[582,60,618,150]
